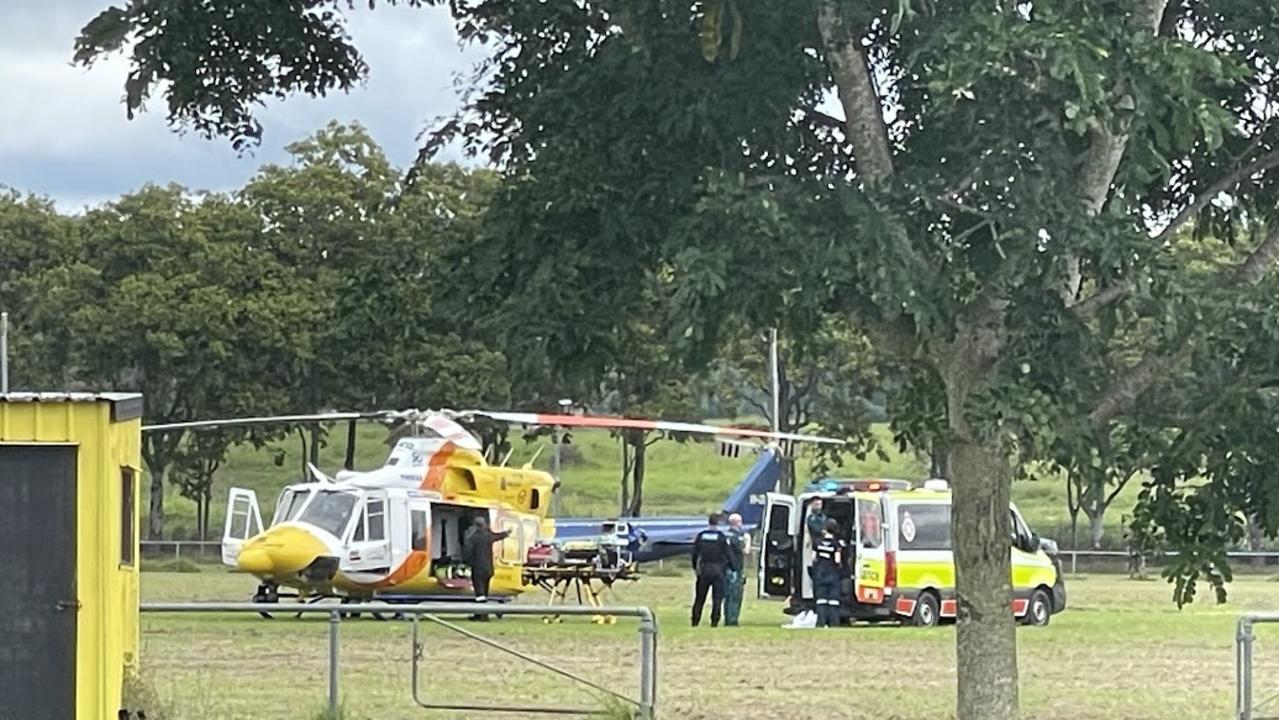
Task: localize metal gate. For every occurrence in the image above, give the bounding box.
[1237,612,1279,719]
[141,601,658,718]
[0,445,78,720]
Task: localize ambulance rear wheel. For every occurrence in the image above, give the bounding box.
[1024,589,1051,627]
[911,592,940,627]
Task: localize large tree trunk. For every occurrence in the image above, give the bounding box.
[777,455,795,495]
[1087,509,1106,550]
[1066,483,1078,551]
[929,440,951,479]
[937,319,1018,720]
[147,465,166,541]
[626,440,647,516]
[950,437,1019,719]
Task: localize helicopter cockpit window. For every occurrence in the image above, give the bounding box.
[298,491,359,539]
[275,488,311,525]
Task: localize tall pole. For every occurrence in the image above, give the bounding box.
[552,398,572,517]
[769,327,785,494]
[768,327,780,434]
[551,427,562,516]
[1,311,9,394]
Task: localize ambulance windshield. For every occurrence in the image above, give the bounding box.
[298,490,358,538]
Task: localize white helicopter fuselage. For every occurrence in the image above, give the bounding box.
[221,436,552,599]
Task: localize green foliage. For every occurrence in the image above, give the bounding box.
[68,3,1279,714]
[6,123,508,538]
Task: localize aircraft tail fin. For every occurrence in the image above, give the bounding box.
[719,448,782,528]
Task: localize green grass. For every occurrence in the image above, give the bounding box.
[138,569,1274,719]
[155,422,1138,549]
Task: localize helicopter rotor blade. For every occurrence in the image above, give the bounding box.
[451,410,846,446]
[142,411,395,434]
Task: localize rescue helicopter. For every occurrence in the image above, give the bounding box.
[144,408,843,610]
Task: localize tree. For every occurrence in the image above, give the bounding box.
[76,3,1279,718]
[27,185,321,538]
[594,282,699,516]
[0,191,77,389]
[241,122,510,421]
[702,318,882,492]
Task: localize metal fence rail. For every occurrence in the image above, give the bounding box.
[140,602,658,719]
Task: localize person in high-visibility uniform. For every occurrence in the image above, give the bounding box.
[811,519,846,628]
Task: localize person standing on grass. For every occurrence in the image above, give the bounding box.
[690,512,732,627]
[462,515,510,620]
[723,512,751,626]
[811,519,846,628]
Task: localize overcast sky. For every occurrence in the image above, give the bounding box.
[0,2,482,211]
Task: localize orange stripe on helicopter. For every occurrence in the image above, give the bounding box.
[421,441,458,491]
[350,549,430,590]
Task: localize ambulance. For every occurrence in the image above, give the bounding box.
[758,478,1066,626]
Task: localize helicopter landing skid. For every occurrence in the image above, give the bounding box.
[251,583,334,619]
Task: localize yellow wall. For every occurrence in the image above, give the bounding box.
[0,398,141,720]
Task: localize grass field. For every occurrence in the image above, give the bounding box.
[137,568,1278,720]
[158,423,1140,548]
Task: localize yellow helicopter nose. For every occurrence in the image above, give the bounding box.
[237,526,331,579]
[237,548,274,575]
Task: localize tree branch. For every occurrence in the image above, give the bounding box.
[1088,224,1279,424]
[1104,471,1136,507]
[742,395,772,421]
[815,2,894,185]
[1156,149,1279,243]
[1068,0,1169,305]
[1073,280,1136,317]
[1234,224,1279,285]
[1090,344,1194,425]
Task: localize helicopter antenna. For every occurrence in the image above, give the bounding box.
[522,444,546,469]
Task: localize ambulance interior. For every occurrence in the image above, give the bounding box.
[429,502,489,578]
[799,494,882,600]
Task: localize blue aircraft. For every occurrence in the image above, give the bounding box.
[553,448,783,562]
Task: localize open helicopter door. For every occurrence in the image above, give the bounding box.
[222,488,263,566]
[758,493,798,599]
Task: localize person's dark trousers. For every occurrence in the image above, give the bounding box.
[471,573,493,620]
[691,565,727,626]
[815,576,840,628]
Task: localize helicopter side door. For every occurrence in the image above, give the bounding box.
[222,488,263,566]
[344,492,392,573]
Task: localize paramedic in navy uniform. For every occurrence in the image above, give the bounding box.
[811,519,846,628]
[690,513,732,627]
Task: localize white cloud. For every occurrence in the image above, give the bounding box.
[0,2,485,209]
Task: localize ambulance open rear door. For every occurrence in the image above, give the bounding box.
[758,493,798,599]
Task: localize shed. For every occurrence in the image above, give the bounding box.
[0,392,144,720]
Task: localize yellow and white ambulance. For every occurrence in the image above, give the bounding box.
[758,478,1066,626]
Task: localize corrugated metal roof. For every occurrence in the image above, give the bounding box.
[0,392,144,422]
[0,392,140,403]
